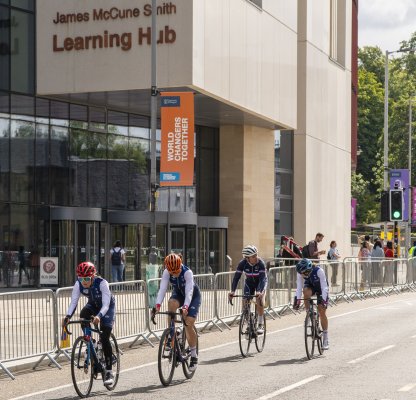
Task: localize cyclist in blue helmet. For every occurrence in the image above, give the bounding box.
[228,245,268,335]
[293,258,330,350]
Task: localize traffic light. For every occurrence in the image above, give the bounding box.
[389,189,404,221]
[380,191,389,221]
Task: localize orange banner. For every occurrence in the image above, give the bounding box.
[160,92,194,186]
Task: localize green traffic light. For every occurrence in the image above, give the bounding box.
[393,211,401,219]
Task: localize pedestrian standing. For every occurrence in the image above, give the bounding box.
[110,240,126,282]
[327,240,341,285]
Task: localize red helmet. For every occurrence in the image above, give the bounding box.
[164,253,182,274]
[76,261,96,277]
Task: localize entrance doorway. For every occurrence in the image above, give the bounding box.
[50,220,100,287]
[170,227,185,256]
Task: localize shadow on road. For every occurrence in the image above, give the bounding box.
[200,354,245,365]
[261,357,309,367]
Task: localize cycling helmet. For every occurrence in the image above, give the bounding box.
[242,245,258,257]
[296,258,313,276]
[164,253,182,275]
[76,261,96,277]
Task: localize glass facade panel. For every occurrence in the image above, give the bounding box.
[186,227,196,270]
[108,111,128,136]
[69,127,89,206]
[50,101,69,126]
[0,117,10,201]
[108,134,129,209]
[11,0,33,10]
[89,107,106,131]
[88,131,107,208]
[196,126,218,216]
[275,130,294,249]
[50,125,69,205]
[0,90,9,113]
[70,104,88,127]
[36,97,49,119]
[208,229,225,275]
[11,93,34,117]
[10,119,34,202]
[10,9,34,93]
[35,123,49,204]
[0,5,10,91]
[128,136,149,211]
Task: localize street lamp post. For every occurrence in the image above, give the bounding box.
[149,0,158,266]
[408,97,415,251]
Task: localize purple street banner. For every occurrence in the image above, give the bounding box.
[351,198,357,228]
[412,187,416,226]
[389,169,409,221]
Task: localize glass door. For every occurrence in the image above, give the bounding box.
[77,222,100,272]
[51,220,75,287]
[170,227,185,257]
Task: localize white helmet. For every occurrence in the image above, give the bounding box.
[242,245,258,257]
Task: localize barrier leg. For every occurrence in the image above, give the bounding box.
[0,362,15,380]
[33,352,62,371]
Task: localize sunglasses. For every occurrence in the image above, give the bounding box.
[78,276,92,283]
[302,271,311,278]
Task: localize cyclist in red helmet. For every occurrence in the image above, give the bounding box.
[62,261,116,385]
[151,253,201,371]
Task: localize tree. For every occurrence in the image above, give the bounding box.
[357,67,384,192]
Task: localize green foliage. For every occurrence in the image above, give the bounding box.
[356,34,416,225]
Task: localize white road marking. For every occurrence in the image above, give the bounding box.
[398,382,416,392]
[374,306,400,310]
[410,334,416,339]
[254,375,324,399]
[347,345,395,364]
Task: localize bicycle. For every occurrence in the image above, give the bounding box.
[151,310,198,386]
[229,294,266,357]
[301,297,324,360]
[64,319,120,398]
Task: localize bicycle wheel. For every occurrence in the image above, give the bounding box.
[104,333,121,390]
[239,310,251,357]
[315,314,323,355]
[158,328,176,386]
[71,336,94,398]
[255,314,266,353]
[304,311,315,360]
[181,326,199,379]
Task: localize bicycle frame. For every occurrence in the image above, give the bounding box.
[300,297,323,359]
[65,320,103,373]
[153,310,197,386]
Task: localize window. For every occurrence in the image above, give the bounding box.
[10,9,34,93]
[330,0,346,67]
[274,130,293,253]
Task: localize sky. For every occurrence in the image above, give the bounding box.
[359,0,416,51]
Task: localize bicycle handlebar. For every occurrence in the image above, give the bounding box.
[228,294,259,306]
[63,318,99,336]
[151,309,188,327]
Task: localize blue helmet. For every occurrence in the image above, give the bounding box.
[296,258,313,275]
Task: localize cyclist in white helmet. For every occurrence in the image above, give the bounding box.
[228,245,268,334]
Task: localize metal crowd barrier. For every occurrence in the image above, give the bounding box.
[267,266,296,316]
[0,289,58,380]
[214,271,245,329]
[3,257,416,380]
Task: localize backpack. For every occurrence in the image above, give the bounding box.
[327,251,331,260]
[111,248,122,265]
[301,244,310,258]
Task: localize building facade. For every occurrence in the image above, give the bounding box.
[0,0,353,288]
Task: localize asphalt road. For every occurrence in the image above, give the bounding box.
[3,292,416,400]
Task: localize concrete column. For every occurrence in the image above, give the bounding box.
[219,124,275,267]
